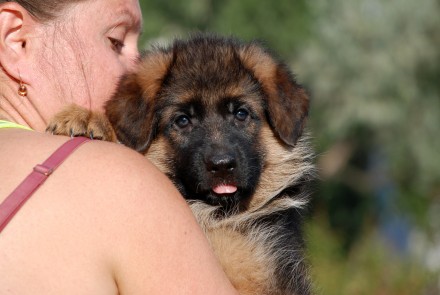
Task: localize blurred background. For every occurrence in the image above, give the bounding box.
[138,0,440,294]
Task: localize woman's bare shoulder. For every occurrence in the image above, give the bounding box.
[0,129,188,241]
[0,130,237,294]
[0,129,168,200]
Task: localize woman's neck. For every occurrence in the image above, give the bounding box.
[0,93,47,131]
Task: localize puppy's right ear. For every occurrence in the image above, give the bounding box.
[105,50,173,153]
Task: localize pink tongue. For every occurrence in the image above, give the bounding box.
[213,184,238,195]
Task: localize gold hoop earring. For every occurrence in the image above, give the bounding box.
[18,78,27,97]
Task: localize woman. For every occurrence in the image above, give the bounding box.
[0,1,238,294]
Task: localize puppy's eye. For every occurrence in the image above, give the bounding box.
[235,108,249,121]
[175,115,191,128]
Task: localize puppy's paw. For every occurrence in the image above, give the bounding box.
[46,104,117,142]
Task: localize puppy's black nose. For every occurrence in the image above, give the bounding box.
[206,153,236,175]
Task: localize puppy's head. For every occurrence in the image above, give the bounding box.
[106,35,309,211]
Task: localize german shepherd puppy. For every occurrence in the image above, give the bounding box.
[48,34,315,295]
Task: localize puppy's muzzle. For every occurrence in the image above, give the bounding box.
[204,147,239,196]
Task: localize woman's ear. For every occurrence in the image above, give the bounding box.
[0,2,38,82]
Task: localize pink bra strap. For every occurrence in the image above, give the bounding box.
[0,137,90,233]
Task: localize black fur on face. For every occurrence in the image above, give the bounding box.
[158,98,265,209]
[154,46,267,209]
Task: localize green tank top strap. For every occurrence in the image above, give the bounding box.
[0,120,33,131]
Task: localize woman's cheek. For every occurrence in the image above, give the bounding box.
[91,66,125,110]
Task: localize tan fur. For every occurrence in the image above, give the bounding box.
[146,137,173,176]
[137,51,174,100]
[205,226,277,295]
[238,45,278,98]
[250,125,314,211]
[47,104,116,141]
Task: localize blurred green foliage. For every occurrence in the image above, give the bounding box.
[139,0,310,56]
[307,218,435,295]
[296,0,440,212]
[138,0,440,293]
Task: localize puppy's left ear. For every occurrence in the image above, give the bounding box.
[105,73,155,152]
[239,44,309,147]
